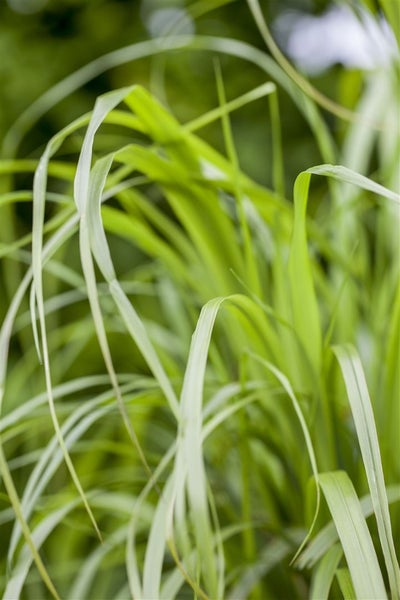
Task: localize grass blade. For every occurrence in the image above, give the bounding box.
[288,171,322,380]
[333,344,400,598]
[308,164,400,204]
[319,470,387,600]
[178,296,227,598]
[310,544,342,600]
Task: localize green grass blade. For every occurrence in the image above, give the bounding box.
[310,543,342,600]
[249,353,320,562]
[333,344,400,598]
[74,88,180,418]
[308,164,400,204]
[296,485,400,570]
[214,60,262,296]
[288,171,322,379]
[178,296,227,598]
[336,568,356,600]
[319,471,387,600]
[0,443,61,600]
[4,498,81,600]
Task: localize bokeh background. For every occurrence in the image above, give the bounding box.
[1,0,368,189]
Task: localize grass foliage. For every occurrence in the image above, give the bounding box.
[0,1,399,598]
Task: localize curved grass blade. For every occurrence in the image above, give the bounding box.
[296,485,400,570]
[75,87,180,419]
[249,353,320,563]
[308,165,400,204]
[333,344,400,599]
[32,118,103,542]
[246,0,380,129]
[0,217,81,598]
[3,497,81,600]
[176,296,227,599]
[0,443,61,600]
[319,471,387,600]
[4,32,339,165]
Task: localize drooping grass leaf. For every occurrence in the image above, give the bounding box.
[308,165,400,204]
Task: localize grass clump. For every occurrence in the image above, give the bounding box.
[0,1,399,598]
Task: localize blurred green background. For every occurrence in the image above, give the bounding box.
[1,0,341,188]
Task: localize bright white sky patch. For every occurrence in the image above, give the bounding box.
[274,4,398,75]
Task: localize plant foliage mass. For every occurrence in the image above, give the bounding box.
[0,1,399,599]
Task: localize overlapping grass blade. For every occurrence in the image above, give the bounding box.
[76,87,180,419]
[31,113,102,541]
[309,544,342,600]
[333,344,400,598]
[0,216,82,599]
[336,568,356,599]
[4,497,81,600]
[176,296,227,598]
[0,444,61,599]
[249,353,320,562]
[296,485,400,570]
[319,471,387,600]
[1,4,399,594]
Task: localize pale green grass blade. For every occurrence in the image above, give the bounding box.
[7,387,131,561]
[308,165,400,204]
[185,81,276,133]
[177,296,227,598]
[4,32,339,166]
[126,441,178,599]
[319,471,387,600]
[310,543,342,600]
[296,485,400,569]
[32,116,102,541]
[80,164,150,467]
[74,87,132,216]
[75,88,180,417]
[0,444,61,600]
[333,344,400,598]
[142,479,173,599]
[4,498,81,600]
[68,525,131,600]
